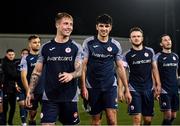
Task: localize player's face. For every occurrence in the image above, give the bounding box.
[130,31,143,47]
[160,35,172,50]
[6,52,15,61]
[21,50,29,57]
[29,38,41,52]
[56,17,73,37]
[96,23,112,37]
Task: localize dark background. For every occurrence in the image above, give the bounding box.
[0,0,179,54]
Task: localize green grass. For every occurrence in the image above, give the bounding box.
[13,97,180,125]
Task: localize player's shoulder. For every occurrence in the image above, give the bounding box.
[71,39,82,48]
[144,46,154,52]
[123,49,132,56]
[172,52,179,59]
[82,36,95,45]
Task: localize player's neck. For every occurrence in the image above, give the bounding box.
[162,49,171,53]
[55,34,70,43]
[30,50,39,55]
[97,35,109,43]
[132,44,143,51]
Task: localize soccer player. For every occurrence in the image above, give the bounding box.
[16,48,29,126]
[21,35,42,125]
[123,27,161,125]
[81,14,132,125]
[26,12,83,125]
[155,34,179,125]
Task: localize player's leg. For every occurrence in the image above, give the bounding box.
[88,88,103,125]
[16,92,27,126]
[170,93,179,124]
[142,89,154,125]
[105,108,117,125]
[58,102,80,125]
[159,94,172,125]
[28,94,40,125]
[41,100,58,126]
[17,91,27,126]
[104,86,118,125]
[128,91,142,125]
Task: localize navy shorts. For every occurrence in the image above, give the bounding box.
[128,90,154,116]
[159,93,179,112]
[87,86,118,115]
[41,100,80,125]
[16,90,26,102]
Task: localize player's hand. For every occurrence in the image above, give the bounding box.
[25,90,34,108]
[118,91,124,103]
[16,86,21,93]
[124,89,132,104]
[58,72,73,83]
[154,85,161,98]
[81,86,88,100]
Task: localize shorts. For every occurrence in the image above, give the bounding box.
[128,90,154,116]
[159,93,179,112]
[16,90,26,102]
[87,86,118,115]
[41,100,80,125]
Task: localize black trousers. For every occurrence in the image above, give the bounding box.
[3,92,16,125]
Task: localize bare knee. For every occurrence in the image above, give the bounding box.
[132,114,141,125]
[92,114,101,125]
[143,116,152,125]
[105,109,117,125]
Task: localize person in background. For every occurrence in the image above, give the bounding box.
[16,48,29,126]
[21,35,42,125]
[2,49,19,125]
[155,34,179,125]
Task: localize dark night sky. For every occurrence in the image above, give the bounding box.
[0,0,180,53]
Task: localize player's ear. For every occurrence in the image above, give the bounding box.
[160,42,163,47]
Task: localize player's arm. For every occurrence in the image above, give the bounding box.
[21,70,28,93]
[152,61,161,97]
[80,58,88,100]
[116,60,132,104]
[117,75,125,102]
[26,62,43,107]
[59,59,82,83]
[20,57,29,93]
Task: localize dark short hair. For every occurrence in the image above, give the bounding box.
[129,27,143,36]
[96,14,112,25]
[6,49,14,53]
[160,34,170,42]
[55,12,73,23]
[21,48,29,54]
[28,35,40,42]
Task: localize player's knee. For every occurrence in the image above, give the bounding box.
[91,116,101,125]
[133,115,141,125]
[107,119,117,125]
[143,116,152,125]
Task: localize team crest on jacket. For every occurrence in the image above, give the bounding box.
[65,47,71,53]
[107,46,112,52]
[144,52,149,57]
[173,56,176,60]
